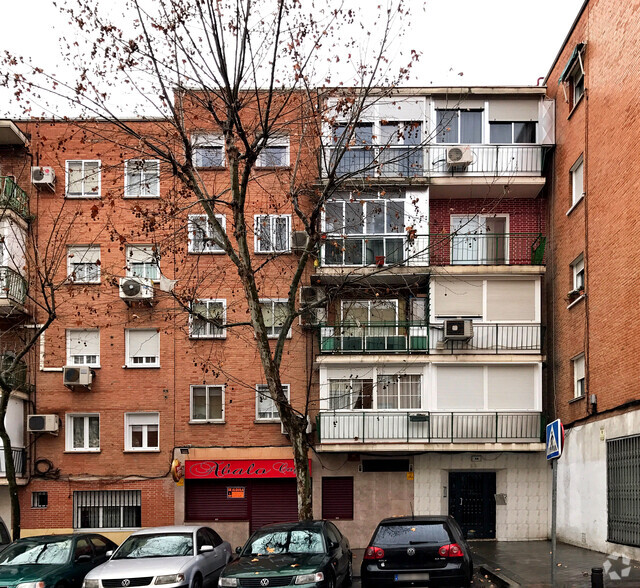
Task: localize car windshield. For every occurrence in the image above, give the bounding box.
[374,523,451,545]
[244,529,324,556]
[0,538,73,565]
[113,533,193,559]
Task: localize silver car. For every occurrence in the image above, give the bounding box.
[83,525,232,588]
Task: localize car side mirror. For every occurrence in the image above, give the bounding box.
[235,546,243,554]
[105,550,113,557]
[76,554,92,562]
[199,545,214,553]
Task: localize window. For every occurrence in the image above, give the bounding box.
[126,245,159,281]
[489,122,536,144]
[332,124,374,175]
[191,385,225,422]
[570,156,584,206]
[607,435,640,547]
[194,135,224,168]
[436,109,482,144]
[188,214,225,253]
[322,478,354,520]
[67,329,100,367]
[572,254,585,292]
[379,122,423,177]
[66,414,100,452]
[66,160,101,198]
[125,412,159,451]
[328,379,373,410]
[255,215,291,253]
[257,136,290,167]
[377,374,421,409]
[126,329,160,367]
[190,300,226,338]
[31,492,48,509]
[73,490,141,529]
[125,160,160,198]
[67,246,101,283]
[259,299,290,338]
[571,64,585,107]
[256,384,289,421]
[573,354,585,399]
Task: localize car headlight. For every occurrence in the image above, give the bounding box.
[83,580,100,588]
[294,572,324,584]
[218,578,238,587]
[155,575,185,585]
[17,583,46,588]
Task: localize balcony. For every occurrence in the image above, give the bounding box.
[319,322,542,355]
[321,233,546,267]
[317,411,543,444]
[0,267,27,308]
[0,448,26,477]
[0,177,30,219]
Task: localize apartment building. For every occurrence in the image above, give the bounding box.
[545,0,640,558]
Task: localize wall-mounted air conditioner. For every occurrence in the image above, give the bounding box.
[443,319,473,341]
[299,286,326,327]
[281,416,313,435]
[291,231,308,254]
[27,414,59,434]
[31,166,56,191]
[446,146,473,168]
[119,277,154,302]
[63,365,92,389]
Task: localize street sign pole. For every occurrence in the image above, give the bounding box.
[551,458,557,586]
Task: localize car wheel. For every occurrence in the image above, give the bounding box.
[342,559,353,587]
[191,573,203,588]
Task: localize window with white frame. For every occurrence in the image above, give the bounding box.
[255,215,291,253]
[66,160,101,198]
[259,300,290,338]
[124,160,160,198]
[67,246,101,283]
[66,414,100,452]
[190,300,226,338]
[193,135,225,168]
[570,62,585,107]
[191,385,224,422]
[126,245,160,281]
[573,354,586,398]
[377,374,422,409]
[188,214,225,253]
[256,384,289,421]
[489,122,536,144]
[435,109,483,144]
[126,329,160,367]
[570,156,584,206]
[341,300,398,338]
[125,412,159,450]
[73,490,141,529]
[257,136,290,167]
[67,329,100,367]
[328,379,373,410]
[571,254,585,292]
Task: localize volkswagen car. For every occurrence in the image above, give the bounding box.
[84,526,231,588]
[360,515,473,587]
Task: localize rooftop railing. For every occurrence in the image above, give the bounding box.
[0,177,30,219]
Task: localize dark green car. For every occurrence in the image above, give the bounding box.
[0,533,117,588]
[218,520,352,588]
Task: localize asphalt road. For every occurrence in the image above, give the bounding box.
[351,568,487,587]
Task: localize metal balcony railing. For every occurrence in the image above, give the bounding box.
[319,322,542,354]
[0,177,30,219]
[0,448,26,477]
[317,411,543,444]
[321,233,546,267]
[0,267,27,305]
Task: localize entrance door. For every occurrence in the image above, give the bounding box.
[448,472,496,539]
[451,215,508,265]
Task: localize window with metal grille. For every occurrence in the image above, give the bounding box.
[607,435,640,547]
[31,491,48,508]
[322,477,353,520]
[73,490,141,529]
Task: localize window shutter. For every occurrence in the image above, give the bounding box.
[486,280,536,321]
[68,246,100,264]
[487,365,535,410]
[250,479,298,532]
[68,330,99,357]
[127,329,159,358]
[488,100,539,121]
[436,365,484,410]
[433,278,483,317]
[322,477,354,520]
[126,245,154,264]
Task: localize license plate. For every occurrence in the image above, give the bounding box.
[394,573,430,581]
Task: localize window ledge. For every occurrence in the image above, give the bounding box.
[67,281,101,286]
[255,419,282,424]
[189,420,226,425]
[195,166,226,171]
[566,195,585,216]
[254,251,292,255]
[188,251,226,255]
[64,450,101,454]
[123,449,161,453]
[567,294,585,309]
[255,166,291,171]
[568,93,585,119]
[65,194,101,199]
[124,365,161,369]
[569,395,585,404]
[189,336,227,341]
[123,195,160,200]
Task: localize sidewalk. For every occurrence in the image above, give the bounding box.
[470,540,640,587]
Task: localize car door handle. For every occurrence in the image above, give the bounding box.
[460,498,463,506]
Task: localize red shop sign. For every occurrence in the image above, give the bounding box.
[186,459,311,480]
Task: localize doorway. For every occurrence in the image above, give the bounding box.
[448,471,496,539]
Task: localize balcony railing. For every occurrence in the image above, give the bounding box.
[321,233,546,267]
[317,411,543,444]
[0,177,30,219]
[0,267,27,305]
[319,322,542,354]
[0,448,26,477]
[328,145,545,179]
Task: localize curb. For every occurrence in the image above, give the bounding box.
[478,564,520,587]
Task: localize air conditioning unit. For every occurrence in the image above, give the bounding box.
[63,365,92,389]
[119,277,153,302]
[291,231,308,254]
[282,416,313,435]
[443,319,473,340]
[446,146,473,168]
[299,286,326,327]
[31,166,56,191]
[27,414,59,434]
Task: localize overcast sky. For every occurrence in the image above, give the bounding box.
[0,0,585,117]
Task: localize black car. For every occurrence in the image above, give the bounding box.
[219,520,352,587]
[361,515,473,587]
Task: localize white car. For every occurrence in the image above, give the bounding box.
[83,525,232,588]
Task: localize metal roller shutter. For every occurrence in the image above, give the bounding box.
[185,480,249,522]
[322,477,354,520]
[250,479,298,532]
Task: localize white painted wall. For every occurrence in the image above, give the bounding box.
[414,451,550,540]
[557,411,640,560]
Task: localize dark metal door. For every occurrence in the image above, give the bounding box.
[449,472,496,539]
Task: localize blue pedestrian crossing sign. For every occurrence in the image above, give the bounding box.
[546,419,564,460]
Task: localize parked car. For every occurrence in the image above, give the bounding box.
[219,520,352,587]
[0,533,117,588]
[0,517,10,554]
[83,526,231,588]
[360,515,473,587]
